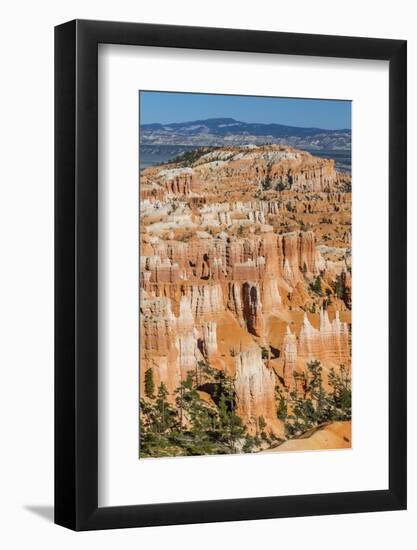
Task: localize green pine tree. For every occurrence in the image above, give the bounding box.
[144,368,155,399]
[310,276,323,296]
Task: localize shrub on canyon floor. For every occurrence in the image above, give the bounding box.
[275,387,288,421]
[310,275,323,296]
[140,367,251,457]
[282,361,351,438]
[334,273,350,307]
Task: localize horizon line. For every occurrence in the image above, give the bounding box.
[140,116,351,132]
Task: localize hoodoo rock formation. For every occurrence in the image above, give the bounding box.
[235,347,284,437]
[282,326,298,388]
[296,310,350,365]
[140,144,351,442]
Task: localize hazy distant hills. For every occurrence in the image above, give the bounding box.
[140,117,351,151]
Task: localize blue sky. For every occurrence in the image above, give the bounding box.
[139,91,351,130]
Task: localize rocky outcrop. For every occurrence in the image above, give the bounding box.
[317,309,350,363]
[261,275,282,316]
[176,296,201,377]
[158,167,197,196]
[140,295,180,393]
[242,282,264,337]
[140,181,166,202]
[189,284,224,320]
[290,162,336,192]
[282,326,298,388]
[141,230,324,299]
[200,321,218,359]
[278,231,324,284]
[190,146,341,194]
[283,310,350,375]
[141,295,177,356]
[298,313,326,361]
[234,348,284,436]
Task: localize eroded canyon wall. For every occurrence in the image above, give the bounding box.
[140,145,351,437]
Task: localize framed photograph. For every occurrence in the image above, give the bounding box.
[55,20,407,530]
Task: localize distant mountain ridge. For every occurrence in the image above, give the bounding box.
[140,117,351,151]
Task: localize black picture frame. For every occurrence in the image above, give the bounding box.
[55,19,407,531]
